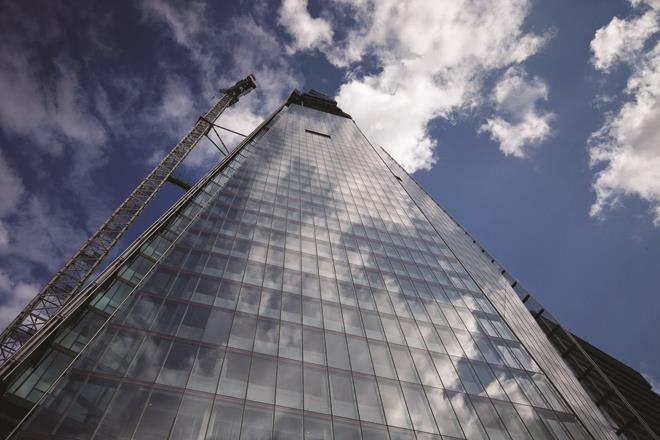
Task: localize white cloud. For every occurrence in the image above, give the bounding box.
[590,11,658,71]
[303,0,547,172]
[278,0,333,53]
[480,67,554,157]
[589,41,660,224]
[588,1,660,224]
[0,271,40,331]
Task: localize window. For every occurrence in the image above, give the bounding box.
[304,364,330,413]
[354,375,385,424]
[247,355,277,404]
[217,351,250,398]
[276,359,303,409]
[305,129,331,139]
[377,378,412,429]
[329,370,357,419]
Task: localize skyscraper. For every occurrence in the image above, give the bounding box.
[0,90,621,439]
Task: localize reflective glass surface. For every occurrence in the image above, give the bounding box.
[9,104,600,439]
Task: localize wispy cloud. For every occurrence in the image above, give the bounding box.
[588,0,660,225]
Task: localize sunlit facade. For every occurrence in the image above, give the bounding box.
[0,90,618,439]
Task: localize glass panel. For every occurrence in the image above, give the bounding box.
[236,285,261,314]
[494,367,529,405]
[156,340,196,387]
[276,358,303,409]
[410,349,442,388]
[207,398,243,440]
[323,303,344,331]
[453,358,484,395]
[188,346,224,392]
[240,404,273,440]
[436,327,463,356]
[473,362,507,400]
[343,308,364,336]
[302,298,323,327]
[424,386,464,438]
[282,294,302,323]
[380,316,405,344]
[361,422,390,440]
[217,351,251,398]
[228,314,257,350]
[169,393,213,440]
[152,300,186,335]
[399,320,426,349]
[417,323,445,354]
[377,378,412,429]
[202,308,234,346]
[246,355,277,404]
[354,375,386,424]
[329,370,358,419]
[368,341,397,379]
[178,305,210,340]
[126,336,170,382]
[361,311,385,340]
[133,389,181,440]
[492,401,532,440]
[279,323,303,360]
[325,332,350,370]
[347,337,374,375]
[401,383,438,433]
[470,396,510,440]
[431,353,463,392]
[390,346,418,383]
[514,404,553,440]
[448,391,488,439]
[304,364,330,413]
[56,376,115,438]
[259,289,281,319]
[254,318,279,356]
[303,327,326,365]
[304,413,333,440]
[96,329,142,376]
[274,407,303,440]
[333,418,362,440]
[95,383,149,439]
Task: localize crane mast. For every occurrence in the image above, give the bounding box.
[0,74,257,366]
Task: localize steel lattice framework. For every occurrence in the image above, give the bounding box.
[0,74,257,366]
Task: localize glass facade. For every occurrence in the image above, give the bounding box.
[1,94,617,439]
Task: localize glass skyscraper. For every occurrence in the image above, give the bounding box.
[0,90,619,439]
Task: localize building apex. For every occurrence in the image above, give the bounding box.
[286,88,352,119]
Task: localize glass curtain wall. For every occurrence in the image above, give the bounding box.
[10,104,595,440]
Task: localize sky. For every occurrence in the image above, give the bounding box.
[0,0,658,390]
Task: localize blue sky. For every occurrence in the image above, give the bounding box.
[0,0,658,388]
